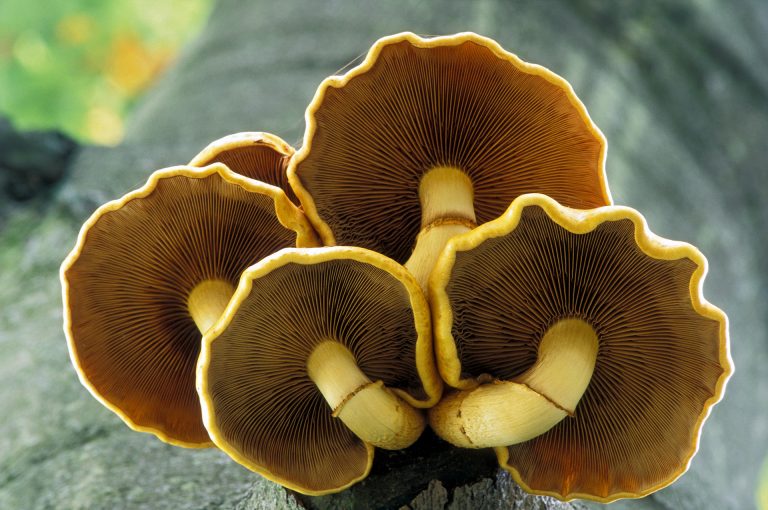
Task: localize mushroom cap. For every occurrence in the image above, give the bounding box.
[197,246,441,494]
[288,31,610,263]
[190,132,298,203]
[430,193,732,501]
[61,163,318,447]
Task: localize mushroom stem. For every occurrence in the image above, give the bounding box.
[404,166,476,291]
[307,340,426,450]
[516,318,600,413]
[187,279,236,334]
[429,318,598,448]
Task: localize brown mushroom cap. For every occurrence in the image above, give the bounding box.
[198,246,441,494]
[430,193,731,501]
[289,32,609,264]
[190,132,298,203]
[61,164,318,447]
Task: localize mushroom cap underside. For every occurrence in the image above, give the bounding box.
[289,31,609,264]
[430,193,732,501]
[190,131,298,203]
[198,246,441,494]
[61,164,317,447]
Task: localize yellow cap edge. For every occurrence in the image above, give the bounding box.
[196,245,443,495]
[60,163,317,448]
[287,31,611,247]
[429,192,732,502]
[189,131,295,167]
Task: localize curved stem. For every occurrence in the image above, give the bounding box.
[307,340,425,450]
[429,381,567,448]
[429,318,598,448]
[515,318,599,413]
[404,166,476,291]
[187,279,236,334]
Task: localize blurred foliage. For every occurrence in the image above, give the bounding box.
[0,0,211,144]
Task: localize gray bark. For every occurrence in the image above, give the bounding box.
[1,1,766,509]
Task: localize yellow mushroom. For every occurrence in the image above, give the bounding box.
[190,131,298,204]
[428,193,732,502]
[61,163,318,447]
[289,32,610,291]
[197,246,442,495]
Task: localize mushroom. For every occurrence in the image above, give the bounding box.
[61,163,318,447]
[189,131,298,203]
[197,246,442,494]
[427,193,732,501]
[288,32,610,290]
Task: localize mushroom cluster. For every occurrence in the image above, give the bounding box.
[61,32,732,502]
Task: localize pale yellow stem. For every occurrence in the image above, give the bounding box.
[404,166,476,291]
[307,340,425,450]
[187,279,236,334]
[515,318,599,413]
[428,381,566,448]
[429,318,598,448]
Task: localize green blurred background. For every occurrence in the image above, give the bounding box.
[1,1,766,508]
[0,0,210,144]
